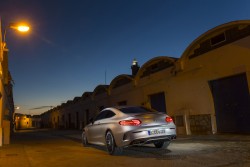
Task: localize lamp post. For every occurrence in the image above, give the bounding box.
[0,18,29,146]
[2,22,30,49]
[13,106,20,132]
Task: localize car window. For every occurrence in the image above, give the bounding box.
[104,110,116,118]
[94,112,106,121]
[119,107,154,114]
[94,110,116,121]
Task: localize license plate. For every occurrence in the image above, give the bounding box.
[148,129,165,135]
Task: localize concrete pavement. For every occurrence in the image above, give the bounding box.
[0,129,250,167]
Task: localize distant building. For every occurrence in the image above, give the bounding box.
[31,115,42,128]
[14,113,41,130]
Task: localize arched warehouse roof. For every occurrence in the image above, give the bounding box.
[109,74,134,90]
[181,20,250,60]
[135,56,178,81]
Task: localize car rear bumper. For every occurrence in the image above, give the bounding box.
[117,127,176,147]
[128,135,176,146]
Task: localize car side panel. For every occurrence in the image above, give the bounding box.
[86,117,121,146]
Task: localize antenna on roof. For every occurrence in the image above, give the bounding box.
[105,69,107,85]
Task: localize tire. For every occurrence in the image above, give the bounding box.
[105,131,123,155]
[154,141,171,149]
[82,131,88,147]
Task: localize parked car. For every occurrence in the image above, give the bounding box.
[82,106,176,155]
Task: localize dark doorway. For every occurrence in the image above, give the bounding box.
[85,109,89,125]
[68,114,71,128]
[149,92,167,113]
[76,112,79,129]
[210,73,250,133]
[57,116,59,129]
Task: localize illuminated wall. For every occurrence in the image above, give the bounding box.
[15,114,32,129]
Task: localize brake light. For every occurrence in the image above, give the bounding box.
[165,116,173,123]
[119,119,141,126]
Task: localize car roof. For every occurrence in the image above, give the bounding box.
[107,105,141,110]
[100,106,140,112]
[121,105,143,109]
[102,106,156,113]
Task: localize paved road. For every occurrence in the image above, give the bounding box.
[0,129,250,167]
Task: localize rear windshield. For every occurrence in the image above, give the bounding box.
[119,107,154,114]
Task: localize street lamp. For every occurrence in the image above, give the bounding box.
[2,22,30,48]
[13,106,20,132]
[0,19,30,146]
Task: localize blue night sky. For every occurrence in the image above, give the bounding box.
[0,0,250,115]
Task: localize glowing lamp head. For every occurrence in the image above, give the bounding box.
[9,23,30,32]
[17,25,29,32]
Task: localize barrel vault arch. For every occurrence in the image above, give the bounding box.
[180,20,250,66]
[92,85,110,98]
[109,74,134,92]
[135,56,178,83]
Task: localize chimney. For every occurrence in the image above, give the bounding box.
[131,59,140,76]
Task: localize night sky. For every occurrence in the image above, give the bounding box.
[0,0,250,115]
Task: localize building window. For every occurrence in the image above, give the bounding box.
[118,101,127,106]
[210,33,226,46]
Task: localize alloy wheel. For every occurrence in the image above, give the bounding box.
[106,131,115,154]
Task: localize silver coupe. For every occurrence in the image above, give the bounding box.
[82,106,176,155]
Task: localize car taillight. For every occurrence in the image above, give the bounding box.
[119,119,141,126]
[165,116,173,123]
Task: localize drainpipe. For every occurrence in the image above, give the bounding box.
[184,110,191,135]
